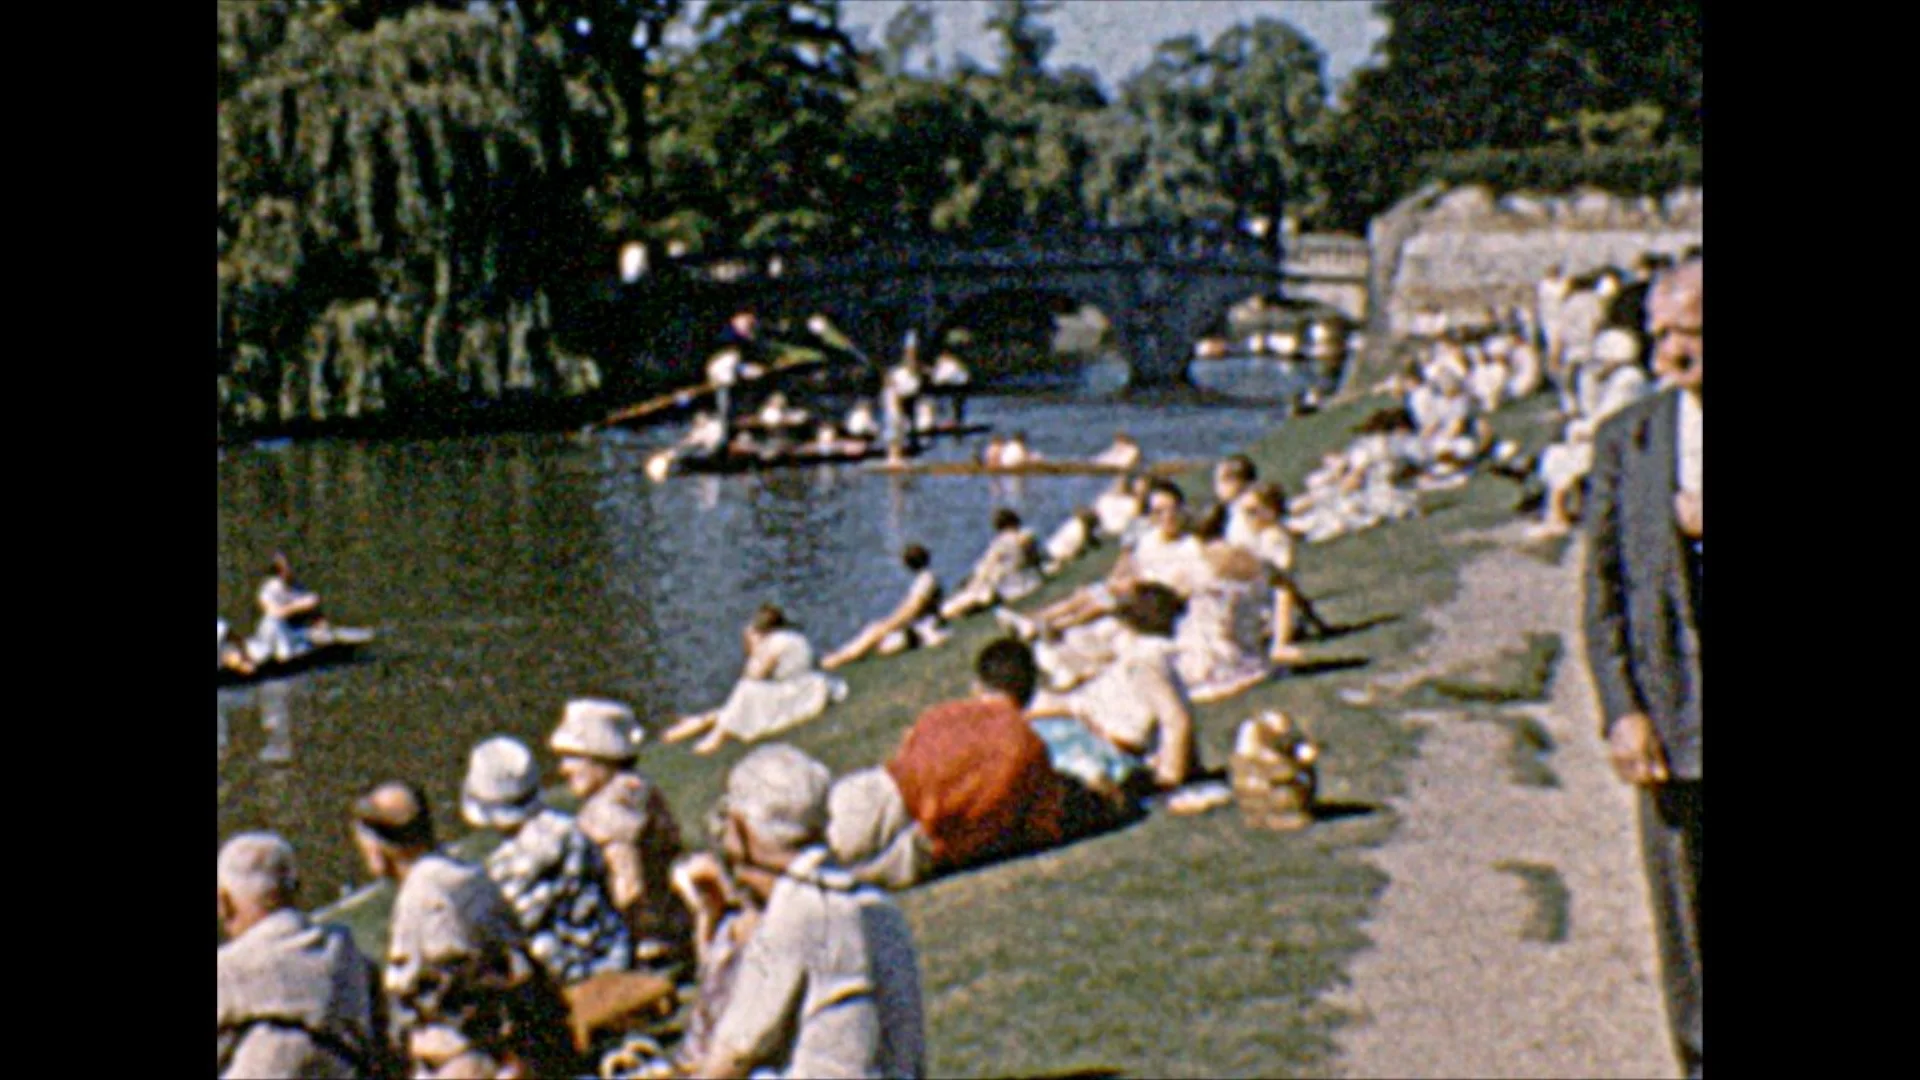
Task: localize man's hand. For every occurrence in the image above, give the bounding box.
[1608,713,1670,786]
[1674,490,1703,539]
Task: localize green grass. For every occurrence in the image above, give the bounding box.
[1492,860,1572,945]
[321,393,1564,1077]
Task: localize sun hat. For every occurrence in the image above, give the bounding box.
[725,744,832,850]
[550,699,644,763]
[460,736,544,830]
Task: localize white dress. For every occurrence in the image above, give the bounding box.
[1174,559,1272,702]
[713,630,846,743]
[248,578,317,663]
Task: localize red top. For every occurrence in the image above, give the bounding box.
[885,693,1073,872]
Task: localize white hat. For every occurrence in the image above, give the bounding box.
[550,699,643,762]
[725,744,832,850]
[461,736,544,830]
[1593,328,1641,367]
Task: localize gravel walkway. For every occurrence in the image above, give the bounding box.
[1328,522,1682,1079]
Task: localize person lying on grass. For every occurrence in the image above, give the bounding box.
[1000,480,1204,645]
[822,544,948,671]
[1028,583,1199,799]
[826,638,1079,891]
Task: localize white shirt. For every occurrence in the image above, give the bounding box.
[930,357,969,386]
[708,349,742,387]
[1678,391,1702,495]
[1130,530,1206,597]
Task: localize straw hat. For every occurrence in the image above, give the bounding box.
[550,699,644,763]
[1593,328,1642,368]
[461,736,544,830]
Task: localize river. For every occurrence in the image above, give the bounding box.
[216,385,1307,906]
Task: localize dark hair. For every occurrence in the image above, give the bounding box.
[352,780,436,850]
[1146,479,1185,506]
[267,552,292,578]
[750,604,788,634]
[1354,407,1416,436]
[902,544,931,571]
[1119,583,1185,638]
[1193,504,1231,542]
[992,508,1022,531]
[1250,482,1290,517]
[1218,455,1257,486]
[976,638,1039,706]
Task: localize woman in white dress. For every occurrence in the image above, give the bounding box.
[1174,507,1274,704]
[1530,328,1650,538]
[247,553,325,664]
[665,605,848,755]
[822,545,948,670]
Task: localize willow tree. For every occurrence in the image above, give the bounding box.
[217,2,617,428]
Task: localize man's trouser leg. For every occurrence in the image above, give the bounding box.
[1640,779,1703,1078]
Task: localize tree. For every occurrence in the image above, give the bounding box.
[217,3,617,425]
[1318,0,1701,231]
[649,0,863,251]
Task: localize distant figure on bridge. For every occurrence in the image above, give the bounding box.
[930,351,971,425]
[710,310,770,449]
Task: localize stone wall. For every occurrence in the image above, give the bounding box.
[1345,184,1702,392]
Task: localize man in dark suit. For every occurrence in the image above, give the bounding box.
[1584,256,1703,1078]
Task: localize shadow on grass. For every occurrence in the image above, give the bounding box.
[1312,801,1383,823]
[991,1069,1124,1080]
[1282,656,1372,679]
[1306,613,1402,642]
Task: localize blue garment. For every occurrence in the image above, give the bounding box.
[1030,716,1142,792]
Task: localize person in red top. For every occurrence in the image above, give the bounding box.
[827,639,1076,888]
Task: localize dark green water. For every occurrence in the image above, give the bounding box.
[217,391,1297,906]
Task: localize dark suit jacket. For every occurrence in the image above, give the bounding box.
[1583,389,1703,778]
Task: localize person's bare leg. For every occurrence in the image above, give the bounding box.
[663,712,719,743]
[823,623,885,670]
[691,726,731,755]
[1270,589,1305,664]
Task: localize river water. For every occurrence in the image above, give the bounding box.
[216,386,1304,906]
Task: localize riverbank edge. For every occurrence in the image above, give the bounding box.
[305,390,1563,1076]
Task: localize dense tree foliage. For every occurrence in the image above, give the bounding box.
[216,0,1700,434]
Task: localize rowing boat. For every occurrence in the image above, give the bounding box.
[863,458,1208,478]
[219,627,376,686]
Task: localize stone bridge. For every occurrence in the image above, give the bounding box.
[671,227,1363,386]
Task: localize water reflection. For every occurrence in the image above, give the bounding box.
[219,395,1287,903]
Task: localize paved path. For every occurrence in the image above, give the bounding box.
[1328,523,1681,1078]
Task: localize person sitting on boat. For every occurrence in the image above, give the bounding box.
[999,431,1039,468]
[1028,583,1198,801]
[979,433,1009,469]
[548,700,692,970]
[681,410,727,454]
[884,336,927,456]
[249,553,326,664]
[664,604,849,756]
[823,544,949,670]
[805,421,868,459]
[218,618,256,676]
[1266,327,1302,358]
[460,736,633,988]
[929,351,971,425]
[1041,508,1102,576]
[844,399,881,441]
[756,391,810,432]
[712,310,770,429]
[940,509,1047,620]
[1090,431,1141,471]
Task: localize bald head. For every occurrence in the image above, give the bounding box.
[352,779,435,851]
[218,831,296,910]
[1649,259,1704,394]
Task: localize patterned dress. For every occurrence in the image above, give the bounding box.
[484,807,633,986]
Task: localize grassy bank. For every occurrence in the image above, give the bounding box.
[319,392,1560,1077]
